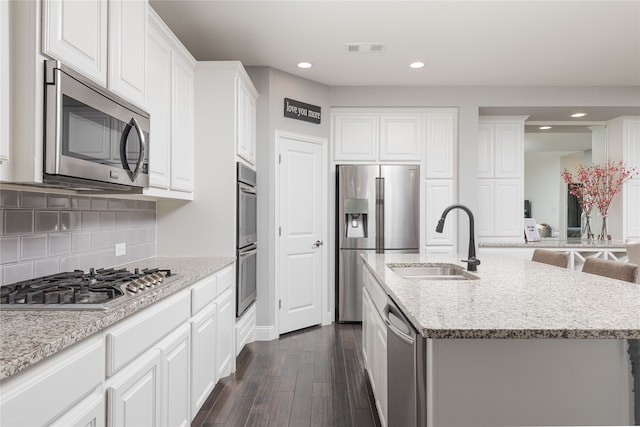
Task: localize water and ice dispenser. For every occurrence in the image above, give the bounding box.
[344,198,368,238]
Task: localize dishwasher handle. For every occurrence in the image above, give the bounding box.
[384,302,414,346]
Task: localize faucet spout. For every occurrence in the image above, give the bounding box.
[435,204,481,272]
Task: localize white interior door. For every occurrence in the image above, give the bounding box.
[277,131,327,335]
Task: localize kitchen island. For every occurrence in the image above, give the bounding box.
[361,252,640,426]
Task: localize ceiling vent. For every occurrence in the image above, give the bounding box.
[345,43,386,54]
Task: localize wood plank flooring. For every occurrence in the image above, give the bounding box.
[192,323,381,427]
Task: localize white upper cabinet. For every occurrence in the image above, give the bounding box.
[42,0,108,85]
[477,117,526,178]
[108,0,147,106]
[170,51,194,192]
[145,15,172,190]
[236,76,257,165]
[379,114,422,161]
[42,0,146,107]
[0,0,9,167]
[332,112,378,161]
[144,8,195,199]
[494,123,523,178]
[425,111,457,178]
[477,123,494,178]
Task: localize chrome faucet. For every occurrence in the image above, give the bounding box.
[435,204,481,272]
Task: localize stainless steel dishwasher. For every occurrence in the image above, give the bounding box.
[385,297,427,427]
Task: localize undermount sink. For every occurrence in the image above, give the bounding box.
[388,264,479,281]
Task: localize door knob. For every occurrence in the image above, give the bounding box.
[312,240,324,248]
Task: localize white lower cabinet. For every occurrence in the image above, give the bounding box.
[190,302,217,417]
[362,268,388,427]
[160,324,191,427]
[50,390,105,427]
[0,265,237,427]
[216,287,235,379]
[107,349,162,427]
[0,335,104,427]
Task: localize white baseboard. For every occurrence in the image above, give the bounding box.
[254,325,278,341]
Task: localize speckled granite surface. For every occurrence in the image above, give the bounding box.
[0,256,235,381]
[362,253,640,340]
[480,239,626,248]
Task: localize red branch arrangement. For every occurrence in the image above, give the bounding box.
[562,160,638,239]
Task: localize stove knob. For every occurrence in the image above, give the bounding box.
[127,283,139,293]
[133,278,146,291]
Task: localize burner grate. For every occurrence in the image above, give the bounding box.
[0,268,173,310]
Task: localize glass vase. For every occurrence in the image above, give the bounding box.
[582,214,594,241]
[598,215,611,241]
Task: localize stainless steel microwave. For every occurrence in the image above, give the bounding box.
[44,60,150,191]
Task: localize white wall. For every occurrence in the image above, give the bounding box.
[246,66,330,336]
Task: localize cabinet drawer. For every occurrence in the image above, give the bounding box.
[106,290,190,376]
[191,274,217,316]
[0,335,104,427]
[217,265,234,295]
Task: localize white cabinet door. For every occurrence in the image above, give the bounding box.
[625,179,640,238]
[373,303,388,427]
[216,287,235,380]
[425,112,456,178]
[625,120,640,170]
[236,77,257,165]
[379,114,422,161]
[50,390,105,427]
[494,179,523,236]
[190,303,217,418]
[477,123,494,178]
[362,287,372,373]
[108,350,161,427]
[42,0,108,85]
[0,0,9,165]
[425,180,455,245]
[333,113,378,161]
[108,0,146,106]
[476,180,495,236]
[160,324,191,427]
[170,51,194,192]
[146,17,172,190]
[494,123,523,178]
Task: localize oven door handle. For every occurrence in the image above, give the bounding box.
[239,183,257,195]
[239,246,258,257]
[120,117,146,182]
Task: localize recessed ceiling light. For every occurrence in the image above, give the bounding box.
[409,62,425,69]
[571,113,586,118]
[539,126,552,130]
[297,62,312,69]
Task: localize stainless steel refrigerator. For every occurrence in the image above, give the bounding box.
[336,164,420,322]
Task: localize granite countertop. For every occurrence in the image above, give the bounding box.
[0,256,235,381]
[362,253,640,340]
[480,239,627,248]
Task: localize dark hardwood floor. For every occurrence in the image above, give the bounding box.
[192,323,381,427]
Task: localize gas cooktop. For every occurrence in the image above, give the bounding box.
[0,267,174,311]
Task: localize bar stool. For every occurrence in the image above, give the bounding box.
[582,257,639,283]
[582,253,640,425]
[531,249,569,268]
[626,241,640,283]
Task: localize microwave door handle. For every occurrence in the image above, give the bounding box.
[119,117,146,181]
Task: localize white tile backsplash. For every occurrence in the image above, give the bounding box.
[0,189,156,279]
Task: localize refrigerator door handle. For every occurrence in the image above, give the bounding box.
[376,177,384,253]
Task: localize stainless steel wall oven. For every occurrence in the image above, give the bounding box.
[236,162,257,317]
